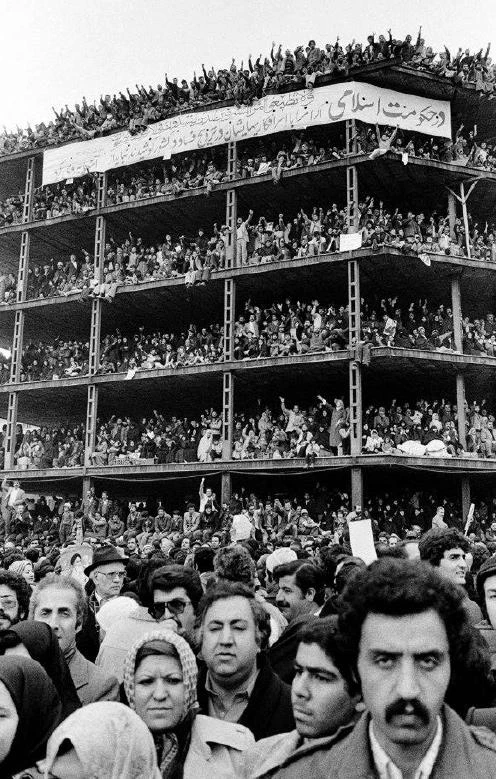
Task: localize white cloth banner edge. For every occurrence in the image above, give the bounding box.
[42,81,451,185]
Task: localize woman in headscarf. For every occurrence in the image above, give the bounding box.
[7,621,81,718]
[123,629,254,778]
[8,559,36,589]
[40,701,161,779]
[0,654,62,778]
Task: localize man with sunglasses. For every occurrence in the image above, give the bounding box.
[149,565,203,638]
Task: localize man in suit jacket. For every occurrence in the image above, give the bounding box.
[197,581,294,740]
[30,573,119,706]
[67,645,119,706]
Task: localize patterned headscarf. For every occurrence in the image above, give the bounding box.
[8,559,31,578]
[123,630,199,779]
[43,701,161,779]
[123,628,199,720]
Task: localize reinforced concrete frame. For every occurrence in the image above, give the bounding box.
[1,133,487,514]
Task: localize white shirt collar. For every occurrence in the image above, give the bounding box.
[369,716,443,779]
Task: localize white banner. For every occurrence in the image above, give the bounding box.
[42,81,451,185]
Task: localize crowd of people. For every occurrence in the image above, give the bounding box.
[2,29,494,157]
[2,476,496,776]
[7,424,86,471]
[91,409,224,467]
[228,395,496,462]
[3,297,496,388]
[10,191,493,309]
[3,119,496,232]
[362,397,496,459]
[5,392,496,472]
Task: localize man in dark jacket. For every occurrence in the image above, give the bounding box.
[197,581,294,740]
[269,560,324,683]
[319,559,496,778]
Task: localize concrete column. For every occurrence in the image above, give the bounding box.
[456,373,467,450]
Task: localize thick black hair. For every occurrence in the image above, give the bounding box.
[298,617,360,696]
[338,558,494,716]
[418,528,470,567]
[0,568,31,620]
[197,581,271,651]
[273,560,325,605]
[152,564,203,611]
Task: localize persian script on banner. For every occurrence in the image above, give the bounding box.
[42,81,451,185]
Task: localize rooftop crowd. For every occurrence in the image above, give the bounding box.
[1,29,494,156]
[2,477,496,775]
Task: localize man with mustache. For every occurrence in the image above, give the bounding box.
[321,559,496,778]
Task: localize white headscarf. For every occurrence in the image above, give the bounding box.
[43,701,161,779]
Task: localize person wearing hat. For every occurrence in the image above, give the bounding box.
[76,546,128,662]
[475,555,496,668]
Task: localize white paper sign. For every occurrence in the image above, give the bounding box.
[349,518,378,565]
[340,232,363,252]
[42,81,451,185]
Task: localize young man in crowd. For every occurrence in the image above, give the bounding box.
[197,581,294,740]
[475,555,496,666]
[418,527,483,624]
[241,618,362,777]
[322,558,496,777]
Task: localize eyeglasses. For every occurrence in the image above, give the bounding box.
[149,598,192,620]
[96,570,126,581]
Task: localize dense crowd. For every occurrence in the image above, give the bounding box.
[2,30,494,156]
[363,398,496,459]
[7,392,496,471]
[3,120,496,231]
[99,324,224,374]
[3,299,496,388]
[2,480,496,547]
[11,192,493,308]
[2,476,496,776]
[91,409,223,466]
[231,396,349,462]
[1,116,495,235]
[4,423,86,471]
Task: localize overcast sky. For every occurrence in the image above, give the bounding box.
[1,0,495,129]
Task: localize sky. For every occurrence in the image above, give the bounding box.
[1,0,495,130]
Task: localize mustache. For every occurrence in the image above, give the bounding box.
[385,699,430,725]
[0,610,12,623]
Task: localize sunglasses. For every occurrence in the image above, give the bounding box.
[149,598,191,620]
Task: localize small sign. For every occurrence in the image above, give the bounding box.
[349,518,377,565]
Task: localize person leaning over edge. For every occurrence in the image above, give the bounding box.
[314,558,496,779]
